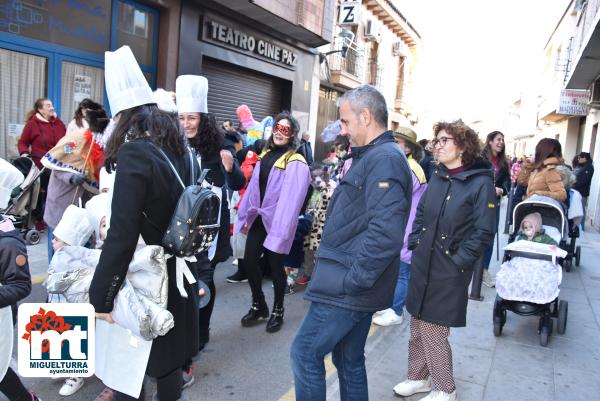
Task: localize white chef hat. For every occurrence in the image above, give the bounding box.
[0,158,24,209]
[154,88,177,113]
[176,75,208,113]
[85,193,110,241]
[53,205,94,247]
[105,46,155,117]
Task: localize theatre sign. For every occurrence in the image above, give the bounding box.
[202,19,298,69]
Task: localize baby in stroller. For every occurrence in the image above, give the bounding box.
[496,211,561,304]
[494,195,569,346]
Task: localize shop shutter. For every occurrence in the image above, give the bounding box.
[202,57,284,126]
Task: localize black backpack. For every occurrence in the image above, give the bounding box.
[153,145,221,257]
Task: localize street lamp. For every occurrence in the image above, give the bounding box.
[317,27,355,63]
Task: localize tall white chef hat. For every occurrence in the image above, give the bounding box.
[176,75,208,113]
[105,46,155,117]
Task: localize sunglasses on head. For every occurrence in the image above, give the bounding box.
[273,123,292,137]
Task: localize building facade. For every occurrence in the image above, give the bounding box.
[313,0,422,161]
[563,0,600,230]
[178,0,334,136]
[1,0,335,160]
[0,0,182,159]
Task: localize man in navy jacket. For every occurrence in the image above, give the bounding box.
[291,85,412,401]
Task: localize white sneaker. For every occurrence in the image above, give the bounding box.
[419,390,457,401]
[392,377,432,397]
[482,270,495,288]
[59,377,84,396]
[373,308,403,326]
[232,259,238,265]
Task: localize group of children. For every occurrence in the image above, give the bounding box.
[46,177,112,396]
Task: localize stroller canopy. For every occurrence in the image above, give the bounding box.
[511,195,566,239]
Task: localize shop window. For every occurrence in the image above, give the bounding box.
[0,0,111,54]
[60,62,105,124]
[116,1,155,66]
[0,49,47,159]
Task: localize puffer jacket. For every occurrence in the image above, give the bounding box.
[0,229,32,324]
[46,245,172,340]
[305,131,413,312]
[518,157,567,202]
[405,158,496,327]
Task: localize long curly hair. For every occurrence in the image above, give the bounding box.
[432,119,481,168]
[104,104,186,171]
[187,113,223,159]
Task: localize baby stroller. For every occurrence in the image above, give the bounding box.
[493,195,569,346]
[0,157,43,245]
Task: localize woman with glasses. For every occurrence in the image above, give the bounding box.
[393,120,496,401]
[235,111,311,333]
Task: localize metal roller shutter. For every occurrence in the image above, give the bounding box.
[202,57,284,125]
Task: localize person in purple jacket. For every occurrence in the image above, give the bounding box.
[235,111,311,333]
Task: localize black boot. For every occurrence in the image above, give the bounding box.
[266,306,284,333]
[241,301,269,327]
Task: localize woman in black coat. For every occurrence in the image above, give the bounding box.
[89,104,200,401]
[393,120,496,401]
[179,109,245,353]
[479,130,510,287]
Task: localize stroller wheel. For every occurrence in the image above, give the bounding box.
[557,300,568,334]
[25,230,40,245]
[575,246,581,267]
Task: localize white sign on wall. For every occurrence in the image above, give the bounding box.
[73,75,92,102]
[558,89,590,116]
[339,1,360,25]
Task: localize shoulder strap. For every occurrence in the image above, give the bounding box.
[151,143,185,190]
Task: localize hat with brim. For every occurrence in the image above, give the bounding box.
[393,127,419,145]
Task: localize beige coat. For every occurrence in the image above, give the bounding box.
[518,157,567,202]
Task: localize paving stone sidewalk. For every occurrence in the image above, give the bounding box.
[325,229,600,401]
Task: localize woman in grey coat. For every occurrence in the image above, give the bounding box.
[393,120,496,401]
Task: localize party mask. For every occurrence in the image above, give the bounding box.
[274,123,292,137]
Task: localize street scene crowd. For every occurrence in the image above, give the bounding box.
[0,43,596,401]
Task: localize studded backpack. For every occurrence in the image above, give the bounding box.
[153,145,221,257]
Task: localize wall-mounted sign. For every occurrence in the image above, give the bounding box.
[203,19,298,69]
[558,89,590,116]
[339,1,361,26]
[73,75,92,102]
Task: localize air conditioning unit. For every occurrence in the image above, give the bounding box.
[364,20,380,41]
[589,79,600,107]
[392,41,407,56]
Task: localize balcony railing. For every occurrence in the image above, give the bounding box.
[572,0,600,59]
[328,45,365,81]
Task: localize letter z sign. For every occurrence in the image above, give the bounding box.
[339,1,360,26]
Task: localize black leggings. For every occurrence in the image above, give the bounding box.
[244,219,286,308]
[112,367,180,401]
[0,367,31,401]
[197,257,217,347]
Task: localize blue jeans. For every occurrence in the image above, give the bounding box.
[392,262,410,315]
[291,302,373,401]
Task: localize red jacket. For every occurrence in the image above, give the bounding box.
[18,114,66,168]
